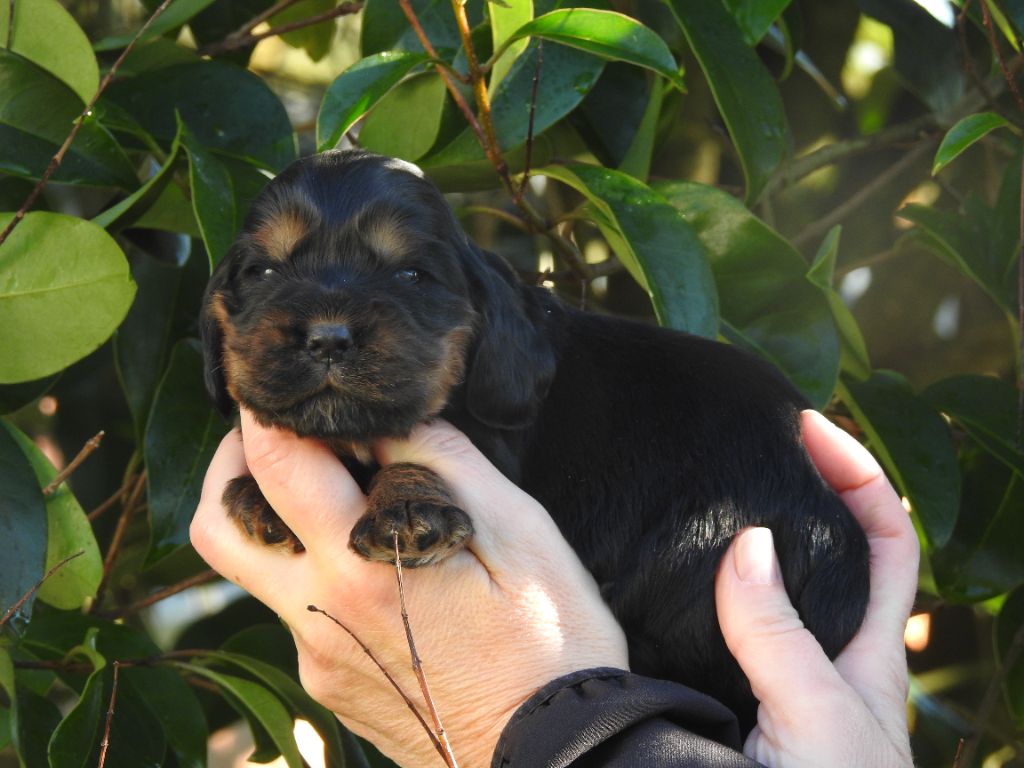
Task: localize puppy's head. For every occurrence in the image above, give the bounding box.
[201,150,555,443]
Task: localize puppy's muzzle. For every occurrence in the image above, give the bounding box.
[306,321,354,365]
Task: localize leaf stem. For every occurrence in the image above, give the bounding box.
[43,430,104,496]
[97,661,121,768]
[197,1,364,57]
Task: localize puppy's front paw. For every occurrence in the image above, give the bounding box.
[349,463,472,567]
[223,475,304,553]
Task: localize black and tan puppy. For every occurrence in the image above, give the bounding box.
[201,149,869,731]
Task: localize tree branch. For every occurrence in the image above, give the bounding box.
[0,551,85,628]
[197,1,364,57]
[93,472,147,609]
[44,430,104,496]
[99,569,220,620]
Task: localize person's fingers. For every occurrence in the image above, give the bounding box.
[716,528,858,722]
[239,408,367,549]
[190,429,301,603]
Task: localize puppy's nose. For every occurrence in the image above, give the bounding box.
[306,322,353,363]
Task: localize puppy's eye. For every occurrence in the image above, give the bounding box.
[244,265,276,279]
[394,268,421,283]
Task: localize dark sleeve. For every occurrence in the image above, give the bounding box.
[491,668,763,768]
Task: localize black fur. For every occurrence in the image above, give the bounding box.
[201,149,870,732]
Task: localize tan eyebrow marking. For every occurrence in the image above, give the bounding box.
[250,188,320,262]
[359,214,412,264]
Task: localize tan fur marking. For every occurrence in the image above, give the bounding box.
[425,324,473,416]
[359,214,410,263]
[251,210,312,262]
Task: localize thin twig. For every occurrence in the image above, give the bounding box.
[0,551,85,629]
[88,473,140,522]
[93,472,147,609]
[97,661,121,768]
[982,0,1024,113]
[960,622,1024,766]
[197,1,363,57]
[236,0,304,39]
[43,430,104,496]
[792,141,936,250]
[307,604,446,761]
[952,737,965,768]
[393,533,458,768]
[0,0,176,249]
[516,40,544,205]
[100,569,219,620]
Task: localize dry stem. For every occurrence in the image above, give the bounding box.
[0,551,85,629]
[307,604,447,761]
[43,430,104,496]
[197,1,364,57]
[93,472,147,609]
[97,661,121,768]
[100,569,219,620]
[393,533,458,767]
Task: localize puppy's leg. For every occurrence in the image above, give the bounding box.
[223,475,305,553]
[350,463,473,567]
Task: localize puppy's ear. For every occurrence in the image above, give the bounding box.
[199,263,235,420]
[463,245,556,429]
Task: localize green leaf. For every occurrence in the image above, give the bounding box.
[93,0,220,51]
[0,420,46,622]
[144,339,230,564]
[174,663,304,768]
[130,179,202,237]
[115,247,208,437]
[359,72,449,162]
[807,226,871,379]
[0,211,136,384]
[1,421,102,610]
[539,163,718,336]
[663,0,787,203]
[271,0,336,61]
[0,0,98,103]
[425,41,605,170]
[657,180,839,407]
[47,652,107,768]
[11,684,63,768]
[998,585,1024,726]
[933,112,1012,175]
[931,446,1024,601]
[120,666,208,768]
[922,375,1024,477]
[722,0,792,44]
[618,77,664,180]
[840,371,959,548]
[490,0,533,93]
[898,203,1016,313]
[0,50,137,188]
[317,52,429,151]
[506,9,684,90]
[360,0,464,56]
[105,61,296,171]
[92,123,184,232]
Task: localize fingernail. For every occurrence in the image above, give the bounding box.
[734,528,780,585]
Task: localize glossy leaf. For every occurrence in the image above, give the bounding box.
[663,0,787,203]
[933,112,1012,175]
[998,585,1024,725]
[425,41,604,169]
[898,203,1016,313]
[840,371,959,548]
[723,0,793,44]
[105,61,296,171]
[360,0,464,56]
[0,211,136,383]
[2,421,102,610]
[11,684,63,768]
[47,651,107,768]
[922,375,1024,477]
[0,419,46,622]
[270,0,335,61]
[92,123,184,232]
[116,247,208,437]
[359,72,448,161]
[144,339,230,564]
[657,181,839,407]
[539,163,718,336]
[807,226,871,379]
[490,0,533,92]
[505,9,684,90]
[317,51,429,151]
[931,446,1024,601]
[175,663,304,768]
[0,50,137,188]
[121,666,208,768]
[93,0,219,51]
[0,0,98,103]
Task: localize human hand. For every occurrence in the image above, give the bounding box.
[190,411,629,767]
[715,410,918,767]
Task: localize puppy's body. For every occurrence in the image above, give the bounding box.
[202,150,869,732]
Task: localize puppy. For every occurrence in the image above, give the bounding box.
[201,149,870,731]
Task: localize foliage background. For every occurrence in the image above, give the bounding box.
[0,0,1022,765]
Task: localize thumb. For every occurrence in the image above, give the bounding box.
[716,528,849,718]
